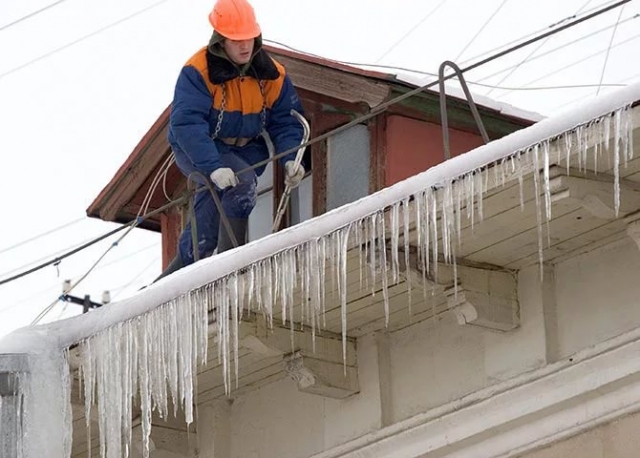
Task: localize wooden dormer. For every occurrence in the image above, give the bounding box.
[87,46,539,268]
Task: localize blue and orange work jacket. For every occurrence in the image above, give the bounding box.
[168,45,304,178]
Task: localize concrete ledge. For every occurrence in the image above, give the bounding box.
[309,325,640,458]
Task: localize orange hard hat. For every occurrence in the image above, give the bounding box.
[208,0,261,41]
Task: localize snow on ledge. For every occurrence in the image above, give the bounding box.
[2,80,640,354]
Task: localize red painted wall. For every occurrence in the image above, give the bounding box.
[385,115,485,187]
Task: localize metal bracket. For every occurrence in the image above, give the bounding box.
[439,60,490,160]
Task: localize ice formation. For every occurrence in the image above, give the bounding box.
[74,104,634,458]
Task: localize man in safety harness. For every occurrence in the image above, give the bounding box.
[157,0,306,280]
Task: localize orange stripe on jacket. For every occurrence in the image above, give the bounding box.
[186,47,285,114]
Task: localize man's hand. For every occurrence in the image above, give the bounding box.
[284,161,305,189]
[210,168,239,189]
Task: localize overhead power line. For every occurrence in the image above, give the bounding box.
[475,13,639,85]
[459,0,624,66]
[0,0,172,81]
[0,224,130,287]
[454,0,511,62]
[0,217,85,256]
[596,5,626,95]
[495,30,640,98]
[265,40,626,93]
[0,0,70,33]
[375,0,450,64]
[484,0,597,96]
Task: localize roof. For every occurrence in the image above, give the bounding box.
[264,43,544,123]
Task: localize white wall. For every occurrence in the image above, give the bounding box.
[388,262,552,424]
[555,238,640,359]
[228,334,383,458]
[195,237,640,458]
[523,410,640,458]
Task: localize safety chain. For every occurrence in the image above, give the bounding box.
[258,80,267,135]
[211,83,226,140]
[211,80,267,141]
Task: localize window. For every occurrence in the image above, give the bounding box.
[326,124,370,211]
[248,161,274,242]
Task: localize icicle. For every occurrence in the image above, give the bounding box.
[320,238,327,329]
[363,218,370,292]
[265,258,274,329]
[475,170,484,223]
[564,132,572,175]
[369,213,377,297]
[356,219,364,290]
[377,214,390,327]
[531,145,544,278]
[230,273,240,389]
[402,197,412,313]
[465,173,475,231]
[430,189,438,283]
[628,107,634,161]
[454,178,462,250]
[542,141,552,223]
[441,182,452,264]
[517,152,525,211]
[390,202,400,285]
[614,109,622,217]
[338,225,352,369]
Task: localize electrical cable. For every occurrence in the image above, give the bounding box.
[0,195,186,288]
[31,225,137,324]
[0,225,129,287]
[0,0,173,81]
[0,0,70,33]
[0,217,85,256]
[454,0,511,62]
[494,30,640,98]
[484,0,598,96]
[550,69,640,112]
[0,242,159,315]
[0,226,141,279]
[458,0,623,66]
[109,255,160,301]
[265,42,626,92]
[596,5,625,95]
[375,0,450,63]
[475,13,639,85]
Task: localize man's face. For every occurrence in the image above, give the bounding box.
[222,38,255,65]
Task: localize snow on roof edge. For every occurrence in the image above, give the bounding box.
[2,80,639,354]
[394,71,545,123]
[262,42,544,124]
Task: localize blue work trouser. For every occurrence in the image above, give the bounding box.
[178,152,257,266]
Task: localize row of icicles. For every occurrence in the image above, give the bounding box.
[75,105,633,458]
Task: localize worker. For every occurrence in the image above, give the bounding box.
[157,0,306,280]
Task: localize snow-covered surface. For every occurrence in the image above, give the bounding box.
[395,71,546,123]
[264,41,545,124]
[0,79,639,458]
